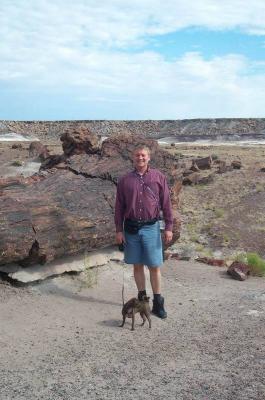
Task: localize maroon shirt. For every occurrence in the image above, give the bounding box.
[115,168,173,232]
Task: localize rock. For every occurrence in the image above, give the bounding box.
[29,142,50,161]
[0,171,116,266]
[217,161,226,174]
[196,257,225,267]
[190,163,200,172]
[163,251,172,260]
[183,172,200,185]
[231,160,242,169]
[0,246,123,283]
[217,161,233,174]
[183,169,194,177]
[198,174,214,185]
[40,154,66,170]
[11,144,23,150]
[227,261,250,281]
[170,252,180,260]
[0,133,182,267]
[191,156,213,170]
[183,172,214,185]
[60,127,100,157]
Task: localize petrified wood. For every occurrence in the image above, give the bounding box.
[227,261,250,281]
[0,133,182,267]
[192,156,213,170]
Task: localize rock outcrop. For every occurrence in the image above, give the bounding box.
[0,130,182,267]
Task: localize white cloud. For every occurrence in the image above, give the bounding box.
[0,0,264,118]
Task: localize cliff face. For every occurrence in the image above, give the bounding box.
[1,119,265,141]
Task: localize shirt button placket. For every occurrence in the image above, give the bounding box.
[139,177,143,220]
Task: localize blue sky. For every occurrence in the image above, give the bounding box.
[0,0,265,120]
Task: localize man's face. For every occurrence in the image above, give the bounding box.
[133,148,150,170]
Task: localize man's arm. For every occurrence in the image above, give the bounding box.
[159,174,173,244]
[114,178,126,244]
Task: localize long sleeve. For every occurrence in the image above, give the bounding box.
[159,175,173,231]
[114,178,126,232]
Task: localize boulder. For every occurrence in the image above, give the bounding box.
[0,133,182,267]
[227,261,250,281]
[60,126,100,157]
[29,142,50,161]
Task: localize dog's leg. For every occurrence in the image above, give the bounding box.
[146,312,151,329]
[131,309,135,331]
[119,315,126,327]
[140,311,146,326]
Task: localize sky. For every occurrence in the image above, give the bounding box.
[0,0,265,120]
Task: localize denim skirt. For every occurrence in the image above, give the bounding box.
[124,221,163,267]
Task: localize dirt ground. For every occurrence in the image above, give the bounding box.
[0,259,265,400]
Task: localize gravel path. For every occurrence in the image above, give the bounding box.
[0,260,265,400]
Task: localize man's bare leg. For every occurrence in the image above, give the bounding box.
[133,263,146,291]
[148,266,161,294]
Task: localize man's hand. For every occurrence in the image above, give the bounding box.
[116,232,125,244]
[164,230,173,244]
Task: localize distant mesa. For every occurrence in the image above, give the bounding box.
[0,119,265,143]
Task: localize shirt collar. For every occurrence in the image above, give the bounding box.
[133,166,150,177]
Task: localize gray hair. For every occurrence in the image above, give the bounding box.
[133,145,151,156]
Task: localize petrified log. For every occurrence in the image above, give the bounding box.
[60,126,100,157]
[0,170,116,266]
[29,142,50,161]
[227,261,250,281]
[191,156,213,170]
[0,133,182,266]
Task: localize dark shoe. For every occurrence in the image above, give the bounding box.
[152,296,167,319]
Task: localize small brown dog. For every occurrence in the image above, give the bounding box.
[120,295,151,331]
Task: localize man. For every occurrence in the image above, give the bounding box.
[115,145,173,319]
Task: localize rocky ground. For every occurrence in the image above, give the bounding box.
[164,143,265,260]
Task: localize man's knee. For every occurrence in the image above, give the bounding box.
[134,263,144,271]
[148,266,160,274]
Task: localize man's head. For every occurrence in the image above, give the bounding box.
[133,146,151,172]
